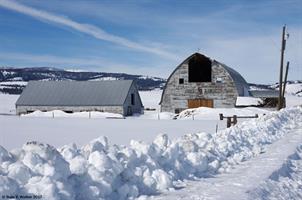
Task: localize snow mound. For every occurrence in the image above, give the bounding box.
[250,143,302,199]
[236,96,263,106]
[177,106,267,120]
[285,83,302,97]
[0,107,301,199]
[22,110,124,119]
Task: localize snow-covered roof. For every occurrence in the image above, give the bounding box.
[16,80,134,106]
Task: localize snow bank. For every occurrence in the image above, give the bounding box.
[236,96,263,106]
[22,110,124,119]
[1,107,301,199]
[250,143,302,199]
[177,106,268,120]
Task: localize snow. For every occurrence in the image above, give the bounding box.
[148,112,302,200]
[285,83,302,96]
[236,96,263,106]
[22,110,124,119]
[0,94,18,114]
[0,87,302,199]
[0,107,301,199]
[0,81,27,86]
[250,143,302,199]
[177,106,268,120]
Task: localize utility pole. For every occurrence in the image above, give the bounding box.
[282,61,289,108]
[278,25,287,110]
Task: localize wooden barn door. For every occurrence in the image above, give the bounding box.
[188,99,213,108]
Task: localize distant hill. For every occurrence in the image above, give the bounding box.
[1,67,301,96]
[0,67,166,94]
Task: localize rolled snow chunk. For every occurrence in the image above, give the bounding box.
[21,141,71,179]
[0,145,13,163]
[82,136,109,158]
[59,143,79,161]
[8,162,32,184]
[69,155,87,175]
[0,175,19,195]
[25,176,74,200]
[153,134,171,150]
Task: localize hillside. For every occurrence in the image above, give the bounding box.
[0,67,166,93]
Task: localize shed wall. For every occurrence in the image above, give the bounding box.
[16,105,124,115]
[123,83,144,115]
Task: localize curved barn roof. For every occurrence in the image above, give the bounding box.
[159,52,249,104]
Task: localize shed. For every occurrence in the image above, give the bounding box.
[160,52,250,113]
[16,80,143,116]
[250,90,280,107]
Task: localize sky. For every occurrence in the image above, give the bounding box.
[0,0,301,84]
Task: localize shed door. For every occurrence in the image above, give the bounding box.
[188,99,213,108]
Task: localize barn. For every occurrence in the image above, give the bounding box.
[160,52,250,113]
[16,80,143,116]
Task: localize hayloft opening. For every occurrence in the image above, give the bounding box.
[188,54,212,82]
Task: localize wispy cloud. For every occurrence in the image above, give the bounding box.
[0,0,177,60]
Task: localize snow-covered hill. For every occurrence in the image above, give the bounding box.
[0,67,166,93]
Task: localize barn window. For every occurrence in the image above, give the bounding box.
[179,78,184,84]
[131,93,135,105]
[188,54,212,82]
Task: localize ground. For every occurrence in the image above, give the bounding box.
[0,88,302,200]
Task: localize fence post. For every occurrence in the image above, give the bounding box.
[227,117,231,128]
[233,115,237,125]
[219,113,223,120]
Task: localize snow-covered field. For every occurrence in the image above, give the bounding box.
[1,106,301,200]
[0,87,302,199]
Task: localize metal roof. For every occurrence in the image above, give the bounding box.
[250,90,279,98]
[16,80,134,106]
[216,61,249,96]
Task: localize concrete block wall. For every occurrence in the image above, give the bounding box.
[16,105,124,115]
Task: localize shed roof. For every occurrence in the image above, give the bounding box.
[16,80,134,106]
[250,90,279,98]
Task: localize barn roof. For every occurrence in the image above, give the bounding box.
[16,80,134,106]
[215,61,249,96]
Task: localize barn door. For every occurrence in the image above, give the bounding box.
[188,99,213,108]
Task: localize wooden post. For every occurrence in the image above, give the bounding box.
[282,61,289,108]
[219,113,223,120]
[227,117,231,128]
[278,25,286,110]
[233,115,237,125]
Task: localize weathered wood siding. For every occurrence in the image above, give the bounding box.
[161,61,239,113]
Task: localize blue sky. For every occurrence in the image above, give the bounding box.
[0,0,301,83]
